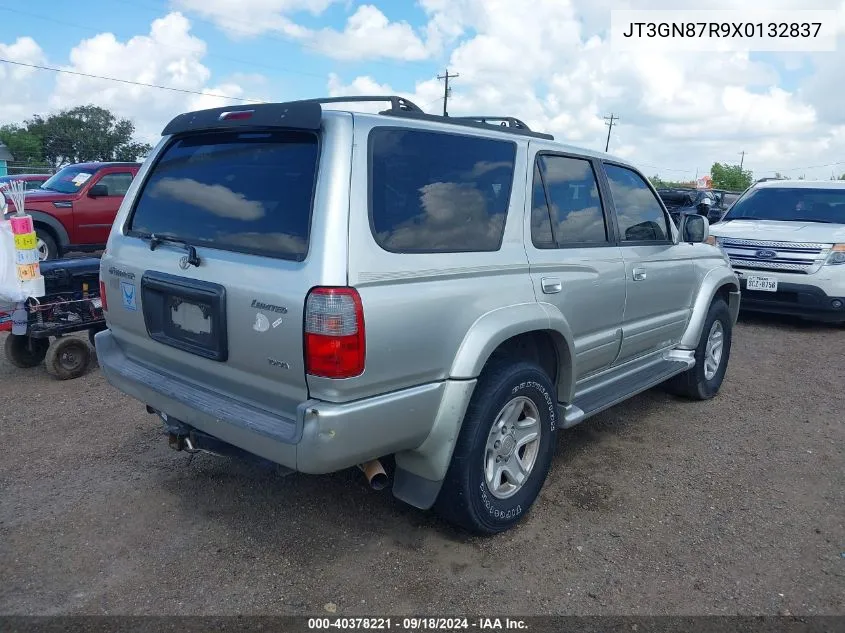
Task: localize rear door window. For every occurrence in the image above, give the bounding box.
[128,130,319,261]
[369,128,516,253]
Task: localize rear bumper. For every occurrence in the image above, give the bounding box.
[738,279,845,322]
[96,330,443,474]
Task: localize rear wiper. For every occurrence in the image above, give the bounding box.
[147,233,201,267]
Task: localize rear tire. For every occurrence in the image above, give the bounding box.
[44,337,92,380]
[433,360,558,535]
[666,298,732,400]
[4,334,49,368]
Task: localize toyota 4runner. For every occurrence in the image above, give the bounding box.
[95,97,740,535]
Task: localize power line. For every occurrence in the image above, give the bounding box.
[437,69,459,117]
[0,58,258,102]
[0,5,328,81]
[603,113,618,152]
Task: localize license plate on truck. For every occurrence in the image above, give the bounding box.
[746,276,778,292]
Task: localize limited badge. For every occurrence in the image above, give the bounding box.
[253,313,270,333]
[120,281,138,311]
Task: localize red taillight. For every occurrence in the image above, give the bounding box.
[218,110,254,121]
[304,287,365,378]
[99,280,108,312]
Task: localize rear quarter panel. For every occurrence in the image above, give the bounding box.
[311,117,537,403]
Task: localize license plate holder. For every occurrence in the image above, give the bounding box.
[746,276,778,292]
[141,272,227,361]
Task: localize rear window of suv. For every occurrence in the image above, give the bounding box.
[128,130,318,261]
[369,128,516,253]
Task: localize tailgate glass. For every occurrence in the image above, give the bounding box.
[128,130,319,261]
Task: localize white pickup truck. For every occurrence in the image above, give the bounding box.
[709,180,845,324]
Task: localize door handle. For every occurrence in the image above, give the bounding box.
[541,277,562,294]
[632,267,647,281]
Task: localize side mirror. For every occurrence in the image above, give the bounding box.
[680,213,709,243]
[88,184,108,198]
[697,199,713,214]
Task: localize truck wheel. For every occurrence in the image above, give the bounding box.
[666,298,732,400]
[44,337,92,380]
[434,360,558,535]
[4,335,49,368]
[35,228,59,261]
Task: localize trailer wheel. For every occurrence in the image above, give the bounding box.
[44,337,92,380]
[4,334,50,368]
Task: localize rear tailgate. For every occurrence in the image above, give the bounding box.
[102,126,324,422]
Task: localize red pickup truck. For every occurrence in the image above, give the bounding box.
[3,162,141,260]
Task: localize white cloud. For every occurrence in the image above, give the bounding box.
[326,0,845,180]
[43,13,255,142]
[0,37,49,123]
[310,5,429,61]
[172,0,338,38]
[174,0,433,61]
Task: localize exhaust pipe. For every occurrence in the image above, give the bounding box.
[358,459,389,491]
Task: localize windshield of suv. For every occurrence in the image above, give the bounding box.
[722,186,845,224]
[41,166,97,194]
[128,130,318,261]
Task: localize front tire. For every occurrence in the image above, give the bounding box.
[434,361,558,535]
[666,298,733,400]
[35,228,59,261]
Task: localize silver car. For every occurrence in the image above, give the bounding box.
[96,96,740,535]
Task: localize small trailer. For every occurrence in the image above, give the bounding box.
[1,257,105,380]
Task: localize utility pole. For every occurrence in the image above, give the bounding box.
[437,69,459,116]
[603,114,618,152]
[739,151,745,170]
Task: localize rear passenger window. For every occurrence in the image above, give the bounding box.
[531,155,607,247]
[604,164,671,243]
[369,129,516,253]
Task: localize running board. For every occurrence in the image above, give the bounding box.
[558,354,694,429]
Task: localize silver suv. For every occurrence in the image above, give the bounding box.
[95,96,740,535]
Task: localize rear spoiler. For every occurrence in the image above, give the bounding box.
[161,96,422,136]
[161,102,323,136]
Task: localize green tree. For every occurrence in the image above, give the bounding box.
[0,124,44,163]
[24,105,152,168]
[710,162,753,190]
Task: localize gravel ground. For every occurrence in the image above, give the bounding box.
[0,314,843,616]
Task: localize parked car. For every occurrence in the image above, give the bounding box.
[0,173,50,191]
[656,187,721,225]
[710,180,845,323]
[3,162,141,260]
[95,96,740,535]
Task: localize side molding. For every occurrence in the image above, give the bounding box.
[679,265,740,349]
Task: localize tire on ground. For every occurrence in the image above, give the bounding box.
[4,334,49,368]
[666,297,733,400]
[44,337,93,380]
[434,360,558,535]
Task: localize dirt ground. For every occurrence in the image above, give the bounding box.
[0,314,843,616]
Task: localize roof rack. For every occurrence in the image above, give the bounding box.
[297,95,425,113]
[450,116,534,131]
[161,95,554,140]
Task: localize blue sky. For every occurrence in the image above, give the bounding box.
[1,0,844,179]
